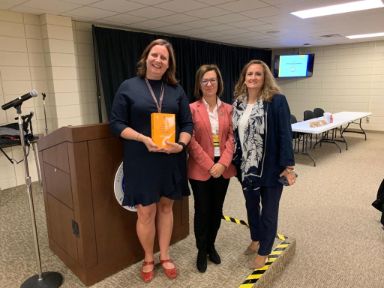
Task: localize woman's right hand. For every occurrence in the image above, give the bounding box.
[139,135,161,152]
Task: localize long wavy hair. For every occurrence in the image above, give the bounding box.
[234,60,281,102]
[194,64,224,99]
[136,38,177,85]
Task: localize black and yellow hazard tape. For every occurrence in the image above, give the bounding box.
[222,215,291,288]
[222,215,249,227]
[239,241,290,288]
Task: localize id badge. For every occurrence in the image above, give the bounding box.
[212,134,220,156]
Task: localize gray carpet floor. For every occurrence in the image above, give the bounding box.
[1,132,383,288]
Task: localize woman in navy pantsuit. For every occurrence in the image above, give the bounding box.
[232,60,296,269]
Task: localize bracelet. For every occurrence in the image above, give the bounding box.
[285,167,295,174]
[177,141,187,152]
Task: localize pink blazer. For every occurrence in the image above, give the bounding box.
[187,100,236,181]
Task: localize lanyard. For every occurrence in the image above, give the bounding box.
[145,78,164,113]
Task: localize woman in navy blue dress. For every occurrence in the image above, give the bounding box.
[110,39,192,282]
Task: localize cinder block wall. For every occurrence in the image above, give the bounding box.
[0,10,98,189]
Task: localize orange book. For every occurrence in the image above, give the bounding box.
[151,113,175,148]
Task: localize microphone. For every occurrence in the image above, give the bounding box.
[1,89,38,110]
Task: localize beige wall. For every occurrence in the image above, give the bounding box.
[274,41,384,131]
[0,10,98,190]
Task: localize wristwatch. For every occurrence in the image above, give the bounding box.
[177,142,187,152]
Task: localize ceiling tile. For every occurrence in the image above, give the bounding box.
[203,24,232,32]
[155,23,196,34]
[102,13,148,24]
[131,0,170,4]
[90,0,145,13]
[154,14,199,24]
[22,0,81,13]
[66,6,117,19]
[218,27,250,36]
[183,19,222,28]
[181,29,209,37]
[246,23,274,33]
[209,13,251,24]
[61,0,100,4]
[240,6,281,19]
[220,0,269,13]
[128,6,174,18]
[128,19,169,29]
[0,0,26,9]
[196,0,238,4]
[155,0,208,13]
[11,6,52,15]
[184,6,229,18]
[228,19,264,28]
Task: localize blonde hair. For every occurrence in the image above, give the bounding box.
[194,64,224,99]
[136,39,177,85]
[234,60,281,102]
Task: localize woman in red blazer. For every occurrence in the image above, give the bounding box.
[188,64,236,273]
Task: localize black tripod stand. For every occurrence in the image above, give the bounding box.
[13,104,63,288]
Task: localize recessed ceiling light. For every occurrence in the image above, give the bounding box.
[346,32,384,39]
[291,0,384,19]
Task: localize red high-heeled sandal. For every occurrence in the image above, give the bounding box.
[160,259,177,279]
[140,260,155,283]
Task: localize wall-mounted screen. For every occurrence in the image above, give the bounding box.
[273,54,315,78]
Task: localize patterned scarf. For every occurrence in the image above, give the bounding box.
[232,95,266,180]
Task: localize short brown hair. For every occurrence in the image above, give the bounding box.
[234,60,281,102]
[137,39,177,85]
[194,64,224,99]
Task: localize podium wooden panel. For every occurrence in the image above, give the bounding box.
[37,123,189,286]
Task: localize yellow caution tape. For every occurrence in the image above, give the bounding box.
[222,215,291,288]
[222,215,249,227]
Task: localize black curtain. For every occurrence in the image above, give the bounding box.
[93,26,271,118]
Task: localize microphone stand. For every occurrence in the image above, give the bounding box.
[13,104,63,288]
[42,93,48,135]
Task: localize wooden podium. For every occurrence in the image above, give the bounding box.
[37,123,189,286]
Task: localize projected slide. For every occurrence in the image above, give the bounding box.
[278,55,309,77]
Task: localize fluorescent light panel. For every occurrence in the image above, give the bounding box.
[346,32,384,39]
[291,0,384,19]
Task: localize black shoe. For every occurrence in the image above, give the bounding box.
[196,250,207,273]
[208,247,221,264]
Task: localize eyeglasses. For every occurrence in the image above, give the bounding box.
[201,78,217,86]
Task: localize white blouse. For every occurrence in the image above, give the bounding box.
[202,97,222,157]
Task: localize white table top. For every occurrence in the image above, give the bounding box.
[291,111,371,134]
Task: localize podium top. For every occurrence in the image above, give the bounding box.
[37,123,116,151]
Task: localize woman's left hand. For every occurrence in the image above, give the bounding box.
[280,168,297,186]
[160,141,183,154]
[209,163,226,178]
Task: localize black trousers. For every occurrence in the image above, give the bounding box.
[243,185,283,256]
[189,176,230,252]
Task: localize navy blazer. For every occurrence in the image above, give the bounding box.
[233,93,295,188]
